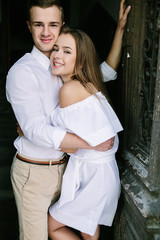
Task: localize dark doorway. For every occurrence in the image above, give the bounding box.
[0,1,119,239]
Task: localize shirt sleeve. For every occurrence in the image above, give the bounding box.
[51,99,123,147]
[100,61,117,82]
[6,65,66,149]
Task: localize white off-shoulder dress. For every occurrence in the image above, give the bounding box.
[49,92,123,236]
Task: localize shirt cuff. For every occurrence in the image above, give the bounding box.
[54,128,67,150]
[101,61,117,82]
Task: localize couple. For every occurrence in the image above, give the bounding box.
[6,0,131,239]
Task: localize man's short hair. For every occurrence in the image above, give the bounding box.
[26,0,64,22]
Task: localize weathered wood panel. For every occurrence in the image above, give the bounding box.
[114,0,160,239]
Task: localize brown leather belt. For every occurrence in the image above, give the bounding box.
[16,153,68,166]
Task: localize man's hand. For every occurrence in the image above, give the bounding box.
[93,137,115,152]
[16,123,24,136]
[60,148,78,153]
[60,132,115,152]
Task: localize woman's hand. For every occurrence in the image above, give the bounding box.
[118,0,131,31]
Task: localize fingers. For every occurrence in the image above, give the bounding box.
[124,5,131,18]
[119,0,126,19]
[118,1,131,30]
[93,137,115,151]
[16,125,24,136]
[119,0,131,20]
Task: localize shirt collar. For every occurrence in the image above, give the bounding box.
[31,46,51,70]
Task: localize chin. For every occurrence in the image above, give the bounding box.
[52,70,62,75]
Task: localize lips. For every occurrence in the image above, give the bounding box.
[41,38,52,44]
[53,62,64,68]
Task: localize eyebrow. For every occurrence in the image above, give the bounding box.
[32,21,61,25]
[54,44,73,50]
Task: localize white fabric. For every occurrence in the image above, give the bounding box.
[101,61,117,82]
[6,46,66,159]
[50,92,123,159]
[6,47,116,159]
[49,92,123,235]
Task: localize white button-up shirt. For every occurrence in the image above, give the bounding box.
[6,46,117,159]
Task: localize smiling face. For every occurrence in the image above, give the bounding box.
[27,6,63,58]
[50,33,77,82]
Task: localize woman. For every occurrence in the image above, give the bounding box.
[48,26,123,240]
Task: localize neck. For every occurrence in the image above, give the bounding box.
[61,76,72,83]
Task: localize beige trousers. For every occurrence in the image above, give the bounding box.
[11,154,67,240]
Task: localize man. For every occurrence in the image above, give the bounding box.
[6,0,131,239]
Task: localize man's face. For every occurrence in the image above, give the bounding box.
[27,6,63,58]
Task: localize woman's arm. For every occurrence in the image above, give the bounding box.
[106,0,131,70]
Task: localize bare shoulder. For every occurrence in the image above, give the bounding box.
[59,80,91,108]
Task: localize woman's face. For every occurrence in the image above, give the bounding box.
[50,33,77,82]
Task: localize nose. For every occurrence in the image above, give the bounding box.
[50,50,62,63]
[54,50,63,59]
[41,26,50,36]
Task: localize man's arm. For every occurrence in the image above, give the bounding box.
[59,133,114,152]
[106,0,131,71]
[56,82,116,152]
[6,65,67,150]
[16,116,114,152]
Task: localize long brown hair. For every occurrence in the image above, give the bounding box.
[60,26,110,100]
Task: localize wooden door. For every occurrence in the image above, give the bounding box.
[114,0,160,239]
